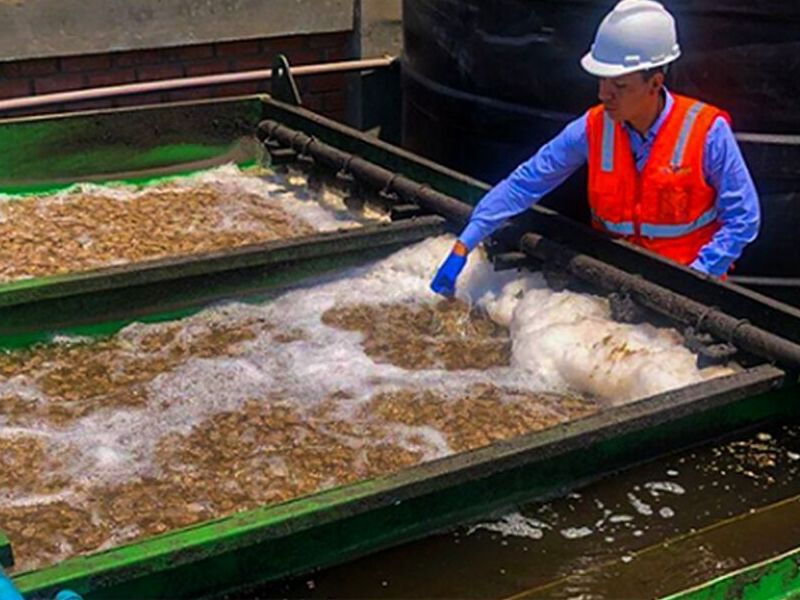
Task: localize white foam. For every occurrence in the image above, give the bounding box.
[0,164,375,240]
[644,481,686,495]
[1,234,733,514]
[467,512,550,539]
[627,492,654,516]
[560,526,594,540]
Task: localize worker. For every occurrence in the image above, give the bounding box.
[431,0,760,297]
[1,566,82,600]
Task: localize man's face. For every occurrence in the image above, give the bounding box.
[597,72,662,122]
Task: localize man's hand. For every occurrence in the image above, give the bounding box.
[430,241,468,297]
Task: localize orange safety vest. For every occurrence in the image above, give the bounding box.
[586,94,730,266]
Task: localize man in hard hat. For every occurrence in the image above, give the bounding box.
[431,0,760,296]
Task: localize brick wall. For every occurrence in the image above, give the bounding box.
[0,31,355,120]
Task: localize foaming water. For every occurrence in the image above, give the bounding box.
[0,164,382,282]
[0,236,732,569]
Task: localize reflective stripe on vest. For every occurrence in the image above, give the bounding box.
[591,210,634,235]
[640,206,718,238]
[671,101,705,168]
[601,112,615,172]
[594,206,718,239]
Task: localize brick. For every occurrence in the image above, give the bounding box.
[167,87,216,102]
[113,92,165,108]
[229,55,270,72]
[261,35,307,55]
[309,32,350,49]
[324,44,353,62]
[13,58,59,77]
[163,44,214,61]
[185,58,231,76]
[302,94,324,112]
[86,69,137,87]
[0,106,48,119]
[34,73,85,95]
[0,79,31,99]
[305,73,345,93]
[215,40,260,57]
[285,49,324,66]
[0,62,18,77]
[322,90,347,112]
[60,54,112,72]
[136,63,185,82]
[213,81,261,97]
[114,49,164,67]
[66,99,114,112]
[324,109,347,123]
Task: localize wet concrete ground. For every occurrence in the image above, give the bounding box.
[236,421,800,599]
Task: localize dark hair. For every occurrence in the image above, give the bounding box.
[642,65,668,81]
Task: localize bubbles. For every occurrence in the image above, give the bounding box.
[560,527,594,540]
[627,493,654,516]
[467,513,549,540]
[0,234,732,569]
[644,481,686,496]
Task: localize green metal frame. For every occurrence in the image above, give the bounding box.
[0,531,12,570]
[0,96,264,196]
[665,549,800,600]
[15,366,797,599]
[0,96,797,599]
[0,216,446,348]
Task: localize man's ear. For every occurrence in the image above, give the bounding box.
[651,72,665,94]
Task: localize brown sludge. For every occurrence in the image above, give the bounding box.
[0,182,315,282]
[0,301,596,572]
[321,300,511,369]
[0,319,264,427]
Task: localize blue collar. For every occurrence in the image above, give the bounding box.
[623,89,674,142]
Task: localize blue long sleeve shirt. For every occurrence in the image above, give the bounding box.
[458,91,761,276]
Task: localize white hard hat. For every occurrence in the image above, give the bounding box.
[581,0,681,78]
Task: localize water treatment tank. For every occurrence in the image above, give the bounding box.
[402,0,800,277]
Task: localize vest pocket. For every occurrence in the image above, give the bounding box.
[653,169,694,224]
[589,180,629,226]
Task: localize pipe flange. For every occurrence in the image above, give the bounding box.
[727,318,752,345]
[694,305,719,332]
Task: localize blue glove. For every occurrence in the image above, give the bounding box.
[0,567,23,600]
[0,567,83,600]
[431,242,468,297]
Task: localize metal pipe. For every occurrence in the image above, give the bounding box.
[519,232,800,369]
[258,120,472,226]
[259,118,800,370]
[0,56,395,113]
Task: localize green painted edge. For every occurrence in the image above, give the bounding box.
[12,370,796,598]
[0,217,446,349]
[0,96,265,195]
[663,546,800,600]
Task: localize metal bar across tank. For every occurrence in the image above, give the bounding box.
[0,216,447,345]
[0,57,396,114]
